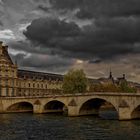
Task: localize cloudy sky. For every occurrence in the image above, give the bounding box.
[0,0,140,82]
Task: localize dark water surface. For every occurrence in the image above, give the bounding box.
[0,113,140,140]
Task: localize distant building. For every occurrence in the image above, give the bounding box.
[116,74,127,85]
[98,71,128,86]
[98,71,115,85]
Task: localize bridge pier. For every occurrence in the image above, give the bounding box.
[68,106,79,117]
[118,107,131,120]
[33,104,44,114]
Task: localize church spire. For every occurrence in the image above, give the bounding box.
[109,68,113,79]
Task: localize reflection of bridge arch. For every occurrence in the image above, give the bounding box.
[44,100,68,114]
[79,98,118,118]
[7,101,33,113]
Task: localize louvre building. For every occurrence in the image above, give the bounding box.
[0,41,63,97]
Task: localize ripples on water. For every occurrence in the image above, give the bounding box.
[0,112,140,140]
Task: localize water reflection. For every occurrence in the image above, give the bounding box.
[99,109,118,120]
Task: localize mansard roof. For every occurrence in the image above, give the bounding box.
[88,78,101,84]
[18,69,63,81]
[0,42,14,66]
[1,50,13,64]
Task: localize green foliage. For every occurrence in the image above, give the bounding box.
[62,69,88,94]
[119,81,137,93]
[89,81,137,93]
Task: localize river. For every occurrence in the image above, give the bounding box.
[0,112,140,140]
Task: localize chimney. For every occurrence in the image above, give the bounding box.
[0,41,3,46]
[123,74,125,79]
[3,45,8,50]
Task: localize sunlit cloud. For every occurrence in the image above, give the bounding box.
[76,59,84,64]
[0,29,16,40]
[18,23,31,32]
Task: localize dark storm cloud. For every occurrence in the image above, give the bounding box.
[37,5,50,12]
[10,52,74,72]
[50,0,140,19]
[23,18,83,58]
[0,20,3,26]
[0,11,3,17]
[8,39,74,72]
[24,18,81,40]
[23,17,140,61]
[21,55,73,70]
[50,0,80,10]
[8,40,48,55]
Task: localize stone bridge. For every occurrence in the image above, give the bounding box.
[0,92,140,120]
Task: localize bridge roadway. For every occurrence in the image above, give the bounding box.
[0,92,140,120]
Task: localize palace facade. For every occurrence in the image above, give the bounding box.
[0,41,63,97]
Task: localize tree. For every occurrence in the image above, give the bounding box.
[62,69,88,94]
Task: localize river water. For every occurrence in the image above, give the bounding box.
[0,113,140,140]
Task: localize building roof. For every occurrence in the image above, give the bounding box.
[0,44,14,66]
[18,69,102,83]
[88,78,101,84]
[18,69,63,81]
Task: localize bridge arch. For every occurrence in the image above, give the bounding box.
[131,105,140,119]
[44,100,68,115]
[79,98,118,119]
[7,101,33,113]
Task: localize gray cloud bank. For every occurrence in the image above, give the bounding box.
[0,20,3,26]
[23,17,140,61]
[50,0,140,19]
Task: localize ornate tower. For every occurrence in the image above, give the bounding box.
[109,68,113,79]
[0,41,18,96]
[108,69,114,84]
[109,71,112,79]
